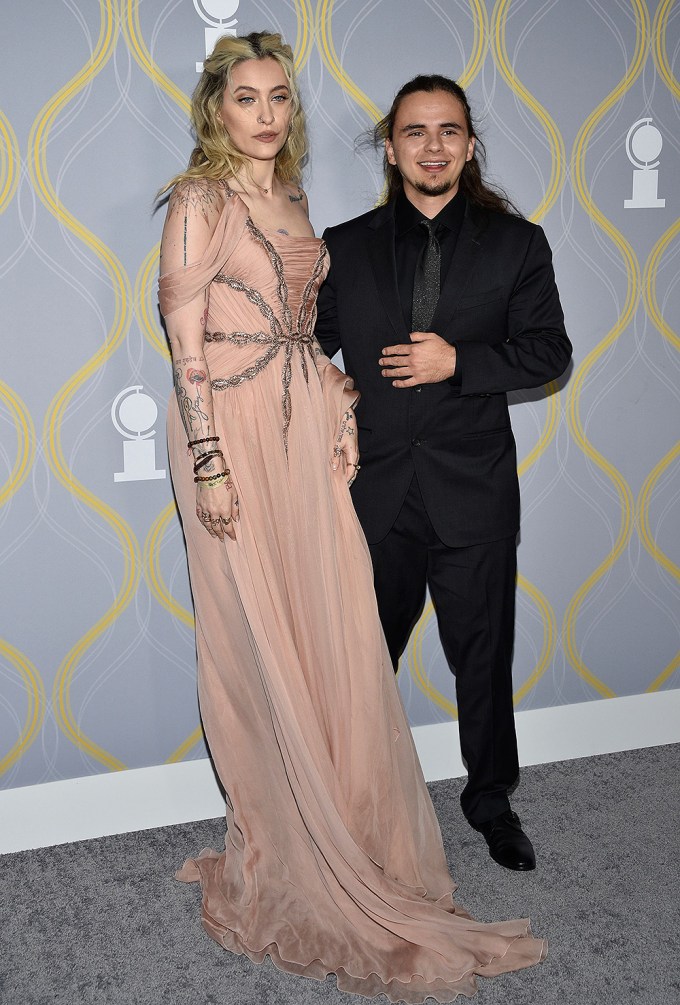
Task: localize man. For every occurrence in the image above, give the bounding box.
[315,74,572,871]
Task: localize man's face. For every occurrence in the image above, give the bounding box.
[385,90,475,201]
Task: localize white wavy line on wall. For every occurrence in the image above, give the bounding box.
[252,0,290,36]
[132,593,198,680]
[0,169,37,280]
[477,56,547,210]
[629,527,679,633]
[112,36,190,164]
[628,524,679,635]
[423,0,479,51]
[636,249,680,405]
[494,0,564,158]
[510,407,571,522]
[514,592,549,709]
[140,0,191,135]
[643,478,680,589]
[76,623,151,739]
[16,176,110,340]
[301,66,383,199]
[337,0,388,132]
[587,0,635,68]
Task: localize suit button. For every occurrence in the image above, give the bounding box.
[411,438,421,447]
[414,385,422,393]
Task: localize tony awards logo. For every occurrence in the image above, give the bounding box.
[112,386,166,482]
[194,0,240,72]
[624,118,666,209]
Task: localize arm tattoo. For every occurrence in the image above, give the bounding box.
[288,187,304,203]
[173,358,215,467]
[168,181,222,267]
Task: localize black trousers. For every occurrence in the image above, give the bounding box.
[367,475,519,826]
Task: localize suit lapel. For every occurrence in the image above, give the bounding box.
[429,201,489,335]
[367,204,409,341]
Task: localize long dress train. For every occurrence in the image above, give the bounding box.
[159,188,546,1003]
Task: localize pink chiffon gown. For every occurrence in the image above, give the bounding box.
[158,187,546,1002]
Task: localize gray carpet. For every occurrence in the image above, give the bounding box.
[2,745,679,1005]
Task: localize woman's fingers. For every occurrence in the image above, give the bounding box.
[196,483,239,541]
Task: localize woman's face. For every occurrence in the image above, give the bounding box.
[220,56,293,164]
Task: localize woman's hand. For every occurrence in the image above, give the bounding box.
[195,474,239,542]
[332,408,360,487]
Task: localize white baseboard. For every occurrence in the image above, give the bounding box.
[2,690,678,855]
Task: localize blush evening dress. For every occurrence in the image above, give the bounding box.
[158,186,546,1003]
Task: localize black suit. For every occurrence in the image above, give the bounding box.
[315,195,571,825]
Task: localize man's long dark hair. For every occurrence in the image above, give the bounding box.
[373,74,521,216]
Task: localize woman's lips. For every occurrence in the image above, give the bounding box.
[254,132,278,142]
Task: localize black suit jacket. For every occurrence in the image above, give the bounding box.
[315,198,572,547]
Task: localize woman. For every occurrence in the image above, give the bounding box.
[159,31,545,1003]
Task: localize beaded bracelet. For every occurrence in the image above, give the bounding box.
[194,469,230,484]
[193,450,223,473]
[188,435,219,449]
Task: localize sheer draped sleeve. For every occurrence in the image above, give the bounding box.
[158,181,247,319]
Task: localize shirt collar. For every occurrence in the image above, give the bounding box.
[395,188,466,236]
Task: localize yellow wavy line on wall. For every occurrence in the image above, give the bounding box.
[638,215,680,693]
[293,0,315,74]
[122,0,190,113]
[512,573,557,703]
[645,651,680,693]
[407,569,556,718]
[562,0,649,699]
[637,442,680,692]
[653,0,679,98]
[144,505,204,762]
[408,602,458,719]
[516,381,560,478]
[637,443,680,583]
[0,381,36,510]
[135,243,169,359]
[28,1,137,771]
[491,0,563,497]
[316,0,487,125]
[491,0,566,223]
[643,220,680,356]
[0,109,19,214]
[0,641,46,777]
[458,0,490,89]
[315,0,383,123]
[144,503,194,630]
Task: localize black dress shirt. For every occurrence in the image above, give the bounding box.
[394,188,466,387]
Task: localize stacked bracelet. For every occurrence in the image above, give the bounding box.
[188,435,219,449]
[194,469,230,485]
[193,450,223,472]
[188,435,230,484]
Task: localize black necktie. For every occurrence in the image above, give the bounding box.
[411,219,441,331]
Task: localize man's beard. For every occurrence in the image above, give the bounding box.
[414,177,454,197]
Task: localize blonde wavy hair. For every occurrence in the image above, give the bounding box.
[162,31,306,193]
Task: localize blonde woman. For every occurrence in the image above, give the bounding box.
[159,31,545,1002]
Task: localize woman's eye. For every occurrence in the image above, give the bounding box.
[238,96,254,104]
[272,94,289,103]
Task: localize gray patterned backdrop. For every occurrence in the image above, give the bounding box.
[1,0,678,792]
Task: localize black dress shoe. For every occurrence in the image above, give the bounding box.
[476,810,536,871]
